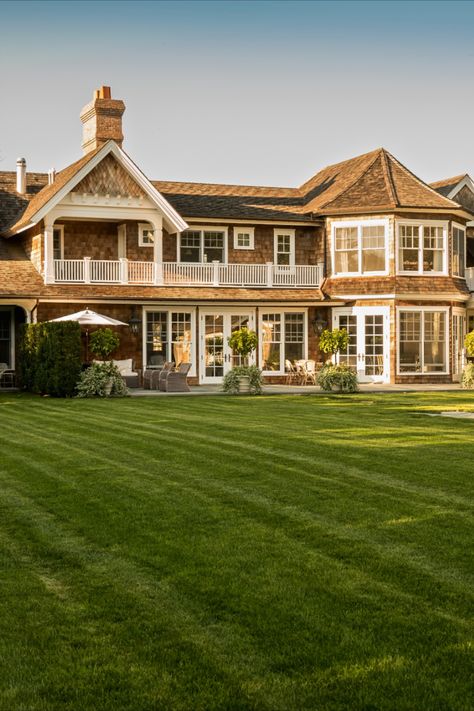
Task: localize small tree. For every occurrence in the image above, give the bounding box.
[89,328,120,361]
[464,331,474,359]
[319,328,349,360]
[228,327,258,366]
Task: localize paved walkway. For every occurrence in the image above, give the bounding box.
[130,383,465,397]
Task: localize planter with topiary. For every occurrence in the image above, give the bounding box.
[226,327,259,393]
[89,328,121,395]
[317,328,358,392]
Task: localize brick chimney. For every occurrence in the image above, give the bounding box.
[80,86,125,154]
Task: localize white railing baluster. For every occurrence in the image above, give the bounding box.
[466,267,474,292]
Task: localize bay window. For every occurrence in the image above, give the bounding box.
[398,222,447,274]
[333,221,387,275]
[261,311,305,372]
[146,311,193,370]
[398,309,447,374]
[452,225,466,277]
[180,228,226,263]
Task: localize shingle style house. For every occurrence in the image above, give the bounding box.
[1,86,473,385]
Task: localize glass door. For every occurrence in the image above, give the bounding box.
[200,311,255,383]
[333,307,389,383]
[453,311,465,382]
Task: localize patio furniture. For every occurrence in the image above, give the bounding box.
[158,362,175,391]
[285,359,299,385]
[301,359,317,385]
[112,358,140,388]
[164,362,192,393]
[0,364,16,389]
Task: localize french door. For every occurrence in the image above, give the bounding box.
[200,310,255,383]
[453,310,466,382]
[333,306,390,383]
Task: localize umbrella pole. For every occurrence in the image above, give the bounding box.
[86,328,89,363]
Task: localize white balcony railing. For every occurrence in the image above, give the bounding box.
[52,259,324,288]
[466,267,474,292]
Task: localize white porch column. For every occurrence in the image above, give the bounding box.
[266,262,273,288]
[44,220,55,284]
[152,218,163,285]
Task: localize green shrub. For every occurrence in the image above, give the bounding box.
[89,328,120,360]
[464,331,474,358]
[228,327,258,364]
[317,363,359,393]
[76,362,129,398]
[222,365,263,395]
[319,329,349,357]
[18,321,82,396]
[461,362,474,389]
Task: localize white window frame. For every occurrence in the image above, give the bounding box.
[331,219,389,276]
[273,229,295,267]
[178,226,228,263]
[53,225,64,260]
[396,306,450,376]
[142,307,196,377]
[452,222,466,279]
[0,306,15,369]
[259,308,308,375]
[396,219,448,275]
[138,223,155,247]
[233,227,255,250]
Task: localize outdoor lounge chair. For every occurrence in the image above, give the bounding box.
[158,362,175,391]
[112,358,140,388]
[164,362,191,392]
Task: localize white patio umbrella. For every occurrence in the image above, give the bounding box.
[50,308,128,360]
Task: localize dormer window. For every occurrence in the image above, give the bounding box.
[139,223,154,247]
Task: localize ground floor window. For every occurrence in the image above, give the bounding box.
[146,311,193,368]
[261,311,305,372]
[398,309,447,374]
[0,309,12,367]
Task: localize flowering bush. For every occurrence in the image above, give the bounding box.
[76,362,129,398]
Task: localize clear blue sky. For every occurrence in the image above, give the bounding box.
[1,0,473,186]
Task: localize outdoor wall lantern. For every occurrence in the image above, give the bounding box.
[128,307,142,335]
[311,315,327,335]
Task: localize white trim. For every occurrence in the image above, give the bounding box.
[19,141,188,235]
[259,307,308,375]
[178,226,228,263]
[445,174,474,200]
[396,219,449,276]
[233,227,255,250]
[53,224,64,260]
[142,306,197,377]
[332,305,390,383]
[452,221,466,279]
[396,306,450,376]
[199,307,257,384]
[273,229,295,267]
[331,219,389,277]
[138,222,154,247]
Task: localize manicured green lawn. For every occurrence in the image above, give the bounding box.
[0,392,473,711]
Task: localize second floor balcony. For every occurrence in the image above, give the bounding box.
[52,258,324,288]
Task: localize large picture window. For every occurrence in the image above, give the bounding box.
[261,311,305,372]
[398,222,447,274]
[146,311,193,369]
[398,310,447,374]
[333,221,387,275]
[452,225,466,277]
[180,228,226,263]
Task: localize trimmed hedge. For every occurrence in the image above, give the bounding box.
[18,321,82,397]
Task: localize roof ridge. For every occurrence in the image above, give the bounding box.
[384,150,460,207]
[313,148,386,211]
[380,148,398,207]
[153,178,298,193]
[429,173,467,188]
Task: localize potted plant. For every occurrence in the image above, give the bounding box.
[89,328,121,395]
[317,328,358,392]
[461,330,474,389]
[226,327,259,393]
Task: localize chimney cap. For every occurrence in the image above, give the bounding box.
[16,157,26,165]
[94,85,112,100]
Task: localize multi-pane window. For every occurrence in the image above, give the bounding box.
[398,223,446,273]
[53,227,63,260]
[274,231,295,266]
[180,229,225,262]
[453,226,466,277]
[399,310,447,373]
[333,222,387,274]
[262,312,305,371]
[146,311,192,367]
[234,228,254,250]
[139,223,154,246]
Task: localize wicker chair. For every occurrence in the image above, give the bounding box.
[164,363,191,392]
[158,362,175,391]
